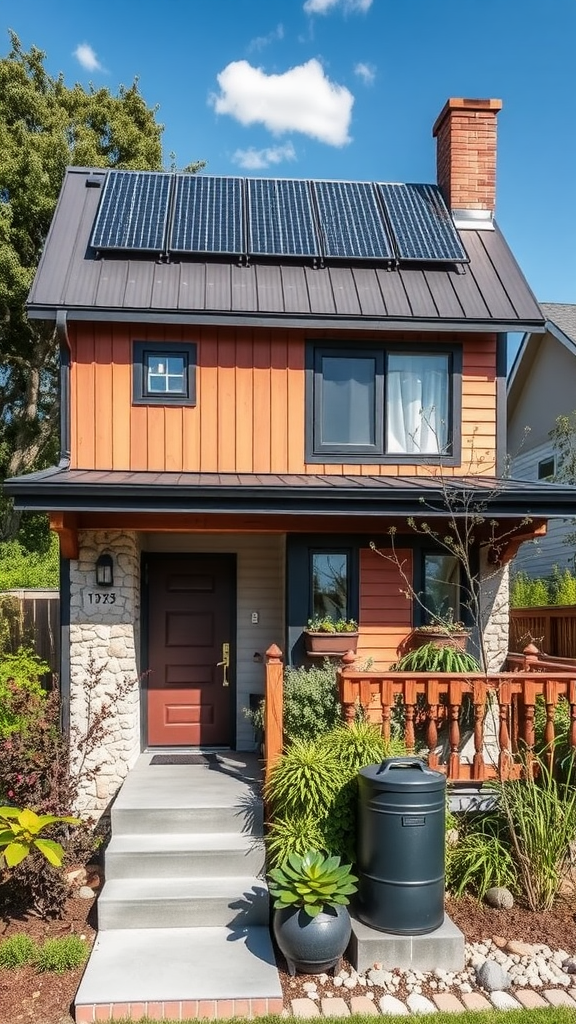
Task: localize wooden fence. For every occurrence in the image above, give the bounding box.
[264,644,576,783]
[510,605,576,658]
[0,590,60,680]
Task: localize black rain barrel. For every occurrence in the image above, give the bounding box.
[356,757,445,935]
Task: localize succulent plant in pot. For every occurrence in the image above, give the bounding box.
[269,850,358,975]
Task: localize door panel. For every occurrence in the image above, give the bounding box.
[146,556,234,746]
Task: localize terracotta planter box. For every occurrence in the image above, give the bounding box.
[407,628,470,652]
[304,632,359,656]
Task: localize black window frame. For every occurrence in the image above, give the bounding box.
[309,548,353,622]
[537,456,555,481]
[132,341,197,406]
[305,341,462,465]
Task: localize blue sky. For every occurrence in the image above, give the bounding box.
[4,0,576,322]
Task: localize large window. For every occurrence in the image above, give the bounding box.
[133,341,197,405]
[307,344,459,463]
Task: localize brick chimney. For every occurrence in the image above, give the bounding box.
[433,98,502,217]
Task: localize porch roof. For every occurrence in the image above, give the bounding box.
[6,465,576,518]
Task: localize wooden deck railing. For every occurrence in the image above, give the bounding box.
[510,605,576,658]
[264,644,576,783]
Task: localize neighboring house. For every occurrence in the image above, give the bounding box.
[6,97,573,815]
[508,303,576,576]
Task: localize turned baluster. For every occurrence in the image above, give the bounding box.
[543,679,557,774]
[426,680,440,770]
[521,679,538,780]
[472,680,486,781]
[569,680,576,756]
[447,680,462,781]
[339,655,357,726]
[380,680,394,744]
[498,681,513,779]
[404,679,417,753]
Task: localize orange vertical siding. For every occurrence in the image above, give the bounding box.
[69,325,497,476]
[357,547,413,667]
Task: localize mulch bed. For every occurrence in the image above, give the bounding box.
[0,890,574,1023]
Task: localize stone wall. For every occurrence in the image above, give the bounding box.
[69,530,140,816]
[478,548,510,672]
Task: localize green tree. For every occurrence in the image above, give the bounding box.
[0,32,202,544]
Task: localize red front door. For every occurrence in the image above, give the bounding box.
[146,555,234,746]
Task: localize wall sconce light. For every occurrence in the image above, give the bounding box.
[95,553,114,587]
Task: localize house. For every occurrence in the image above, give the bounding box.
[508,303,576,576]
[7,96,573,818]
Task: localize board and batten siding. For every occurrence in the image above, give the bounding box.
[141,533,285,750]
[70,323,497,476]
[357,547,413,667]
[511,442,573,577]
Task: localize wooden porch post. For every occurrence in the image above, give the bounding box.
[264,644,283,786]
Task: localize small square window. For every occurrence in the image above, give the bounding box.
[133,341,197,405]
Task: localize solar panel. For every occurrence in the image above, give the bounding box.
[170,175,245,254]
[313,181,394,260]
[247,178,320,257]
[378,183,468,262]
[91,171,171,251]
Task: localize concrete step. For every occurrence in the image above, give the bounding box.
[111,762,263,836]
[105,832,265,880]
[98,876,269,930]
[74,926,282,1012]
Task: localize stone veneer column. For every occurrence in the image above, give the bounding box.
[69,530,141,816]
[478,548,510,672]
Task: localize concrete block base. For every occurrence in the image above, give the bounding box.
[348,912,465,975]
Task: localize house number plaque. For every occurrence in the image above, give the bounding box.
[83,591,117,608]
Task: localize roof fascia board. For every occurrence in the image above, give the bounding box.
[507,320,576,407]
[25,306,548,336]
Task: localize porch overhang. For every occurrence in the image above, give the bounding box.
[6,467,575,518]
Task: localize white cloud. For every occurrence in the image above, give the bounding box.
[304,0,373,14]
[73,43,104,73]
[354,61,376,85]
[233,142,297,170]
[211,59,353,147]
[248,24,284,52]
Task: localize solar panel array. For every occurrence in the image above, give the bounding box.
[91,172,171,251]
[378,183,468,262]
[247,178,319,257]
[91,171,468,264]
[313,180,394,260]
[171,176,244,254]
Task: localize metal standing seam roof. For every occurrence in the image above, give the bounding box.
[5,466,576,518]
[27,168,544,332]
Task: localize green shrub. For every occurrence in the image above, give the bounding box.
[0,647,49,741]
[283,660,342,742]
[391,642,481,673]
[265,723,406,865]
[34,935,90,973]
[549,566,576,605]
[0,536,59,590]
[0,934,38,968]
[510,572,550,608]
[445,813,517,899]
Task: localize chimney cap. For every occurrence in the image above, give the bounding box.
[433,97,503,136]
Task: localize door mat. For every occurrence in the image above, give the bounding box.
[150,753,219,766]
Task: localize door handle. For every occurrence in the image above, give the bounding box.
[217,642,230,687]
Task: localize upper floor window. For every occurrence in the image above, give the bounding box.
[132,341,197,406]
[306,344,460,463]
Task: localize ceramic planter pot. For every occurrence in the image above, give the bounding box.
[304,632,359,656]
[273,903,352,976]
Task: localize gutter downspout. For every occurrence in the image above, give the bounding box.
[55,309,71,734]
[56,309,71,469]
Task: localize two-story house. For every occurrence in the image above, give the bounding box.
[7,97,572,815]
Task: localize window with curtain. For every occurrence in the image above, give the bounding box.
[308,345,454,460]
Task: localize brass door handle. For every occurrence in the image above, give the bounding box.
[217,642,230,687]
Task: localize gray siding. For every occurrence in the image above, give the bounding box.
[511,442,574,576]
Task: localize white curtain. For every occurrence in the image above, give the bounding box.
[386,354,449,454]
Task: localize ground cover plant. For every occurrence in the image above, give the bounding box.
[0,934,89,973]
